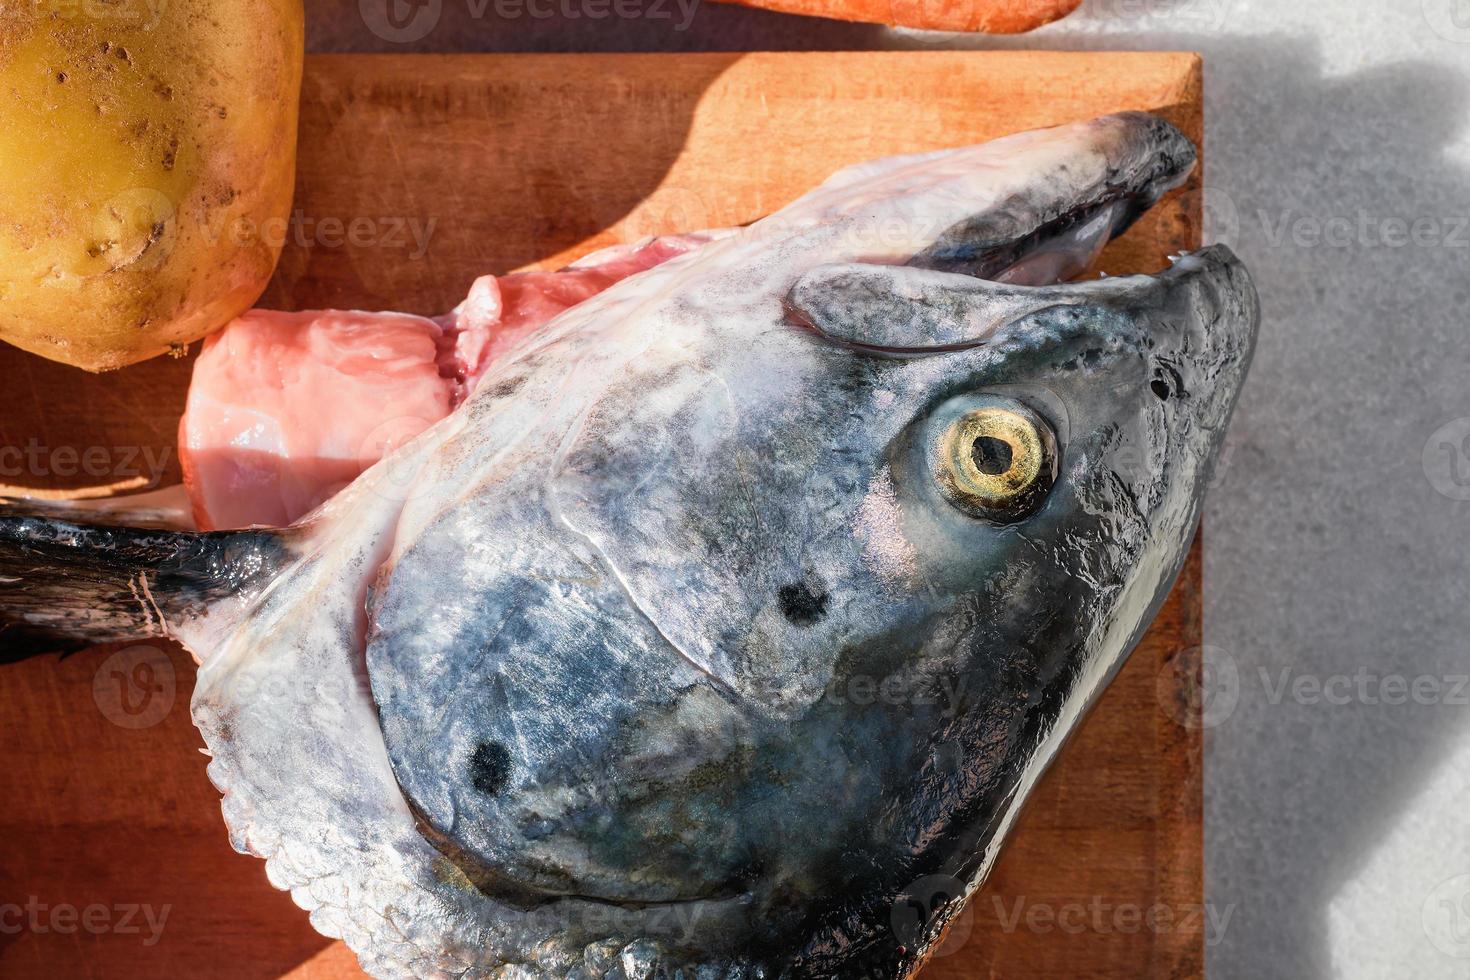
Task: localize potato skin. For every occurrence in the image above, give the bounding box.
[0,1,304,372]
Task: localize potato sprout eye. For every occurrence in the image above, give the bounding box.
[935,403,1057,520]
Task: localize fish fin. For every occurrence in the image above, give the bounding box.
[0,623,87,663]
[786,264,1070,351]
[0,504,296,655]
[6,485,198,532]
[787,262,1156,352]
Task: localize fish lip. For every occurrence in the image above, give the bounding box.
[907,186,1169,282]
[1146,242,1259,313]
[906,111,1198,284]
[1159,241,1263,354]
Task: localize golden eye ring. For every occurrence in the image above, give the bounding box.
[935,403,1057,520]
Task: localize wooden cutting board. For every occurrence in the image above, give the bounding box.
[0,52,1205,979]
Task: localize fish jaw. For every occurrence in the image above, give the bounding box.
[767,111,1195,281]
[187,114,1255,978]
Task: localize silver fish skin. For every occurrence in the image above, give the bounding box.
[0,113,1257,979]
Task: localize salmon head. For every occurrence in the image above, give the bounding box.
[0,113,1257,978]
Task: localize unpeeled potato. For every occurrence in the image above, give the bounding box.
[0,1,303,371]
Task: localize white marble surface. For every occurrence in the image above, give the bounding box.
[313,3,1470,975]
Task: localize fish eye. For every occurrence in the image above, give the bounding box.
[935,402,1057,520]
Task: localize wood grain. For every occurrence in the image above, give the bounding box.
[0,52,1205,979]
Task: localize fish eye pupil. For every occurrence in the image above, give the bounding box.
[1151,377,1172,401]
[971,436,1014,476]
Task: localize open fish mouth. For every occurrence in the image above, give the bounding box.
[926,181,1162,285]
[908,121,1194,287]
[780,111,1221,357]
